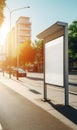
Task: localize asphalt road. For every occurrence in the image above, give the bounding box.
[27,72,77,94]
[0,82,73,130]
[69,74,77,94]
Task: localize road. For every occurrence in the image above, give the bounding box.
[27,72,77,94]
[25,72,77,107]
[0,82,73,130]
[1,72,77,94]
[68,74,77,94]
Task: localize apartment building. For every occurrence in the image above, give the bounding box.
[6,16,31,57]
[16,16,31,44]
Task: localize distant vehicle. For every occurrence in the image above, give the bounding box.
[12,67,26,77]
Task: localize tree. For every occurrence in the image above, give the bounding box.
[19,40,36,67]
[33,39,44,72]
[68,20,77,70]
[0,0,6,26]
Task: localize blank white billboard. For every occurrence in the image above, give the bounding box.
[45,36,64,86]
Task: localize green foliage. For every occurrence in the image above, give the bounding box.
[33,39,44,72]
[0,0,6,26]
[33,39,44,60]
[68,20,77,68]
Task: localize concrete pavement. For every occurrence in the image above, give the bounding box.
[0,82,73,130]
[0,72,77,130]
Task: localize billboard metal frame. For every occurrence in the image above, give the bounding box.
[37,21,68,105]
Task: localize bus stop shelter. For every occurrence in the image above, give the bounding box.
[37,21,69,105]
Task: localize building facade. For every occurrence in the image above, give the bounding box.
[16,16,31,44]
[6,16,31,58]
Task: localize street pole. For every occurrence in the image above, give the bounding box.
[7,6,30,79]
[9,11,11,78]
[6,6,11,78]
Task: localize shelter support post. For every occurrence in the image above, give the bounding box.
[64,24,69,106]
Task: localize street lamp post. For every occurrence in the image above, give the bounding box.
[7,6,30,79]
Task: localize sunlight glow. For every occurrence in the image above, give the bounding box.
[0,23,9,45]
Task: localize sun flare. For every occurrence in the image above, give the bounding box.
[0,23,9,45]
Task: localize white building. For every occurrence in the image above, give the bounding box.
[16,16,31,44]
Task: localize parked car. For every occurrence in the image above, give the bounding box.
[12,67,26,77]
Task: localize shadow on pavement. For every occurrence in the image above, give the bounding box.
[47,100,77,124]
[26,76,43,81]
[29,89,41,94]
[69,71,77,75]
[69,82,77,87]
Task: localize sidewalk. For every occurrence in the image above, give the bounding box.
[0,72,77,130]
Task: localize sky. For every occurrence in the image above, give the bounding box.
[0,0,77,44]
